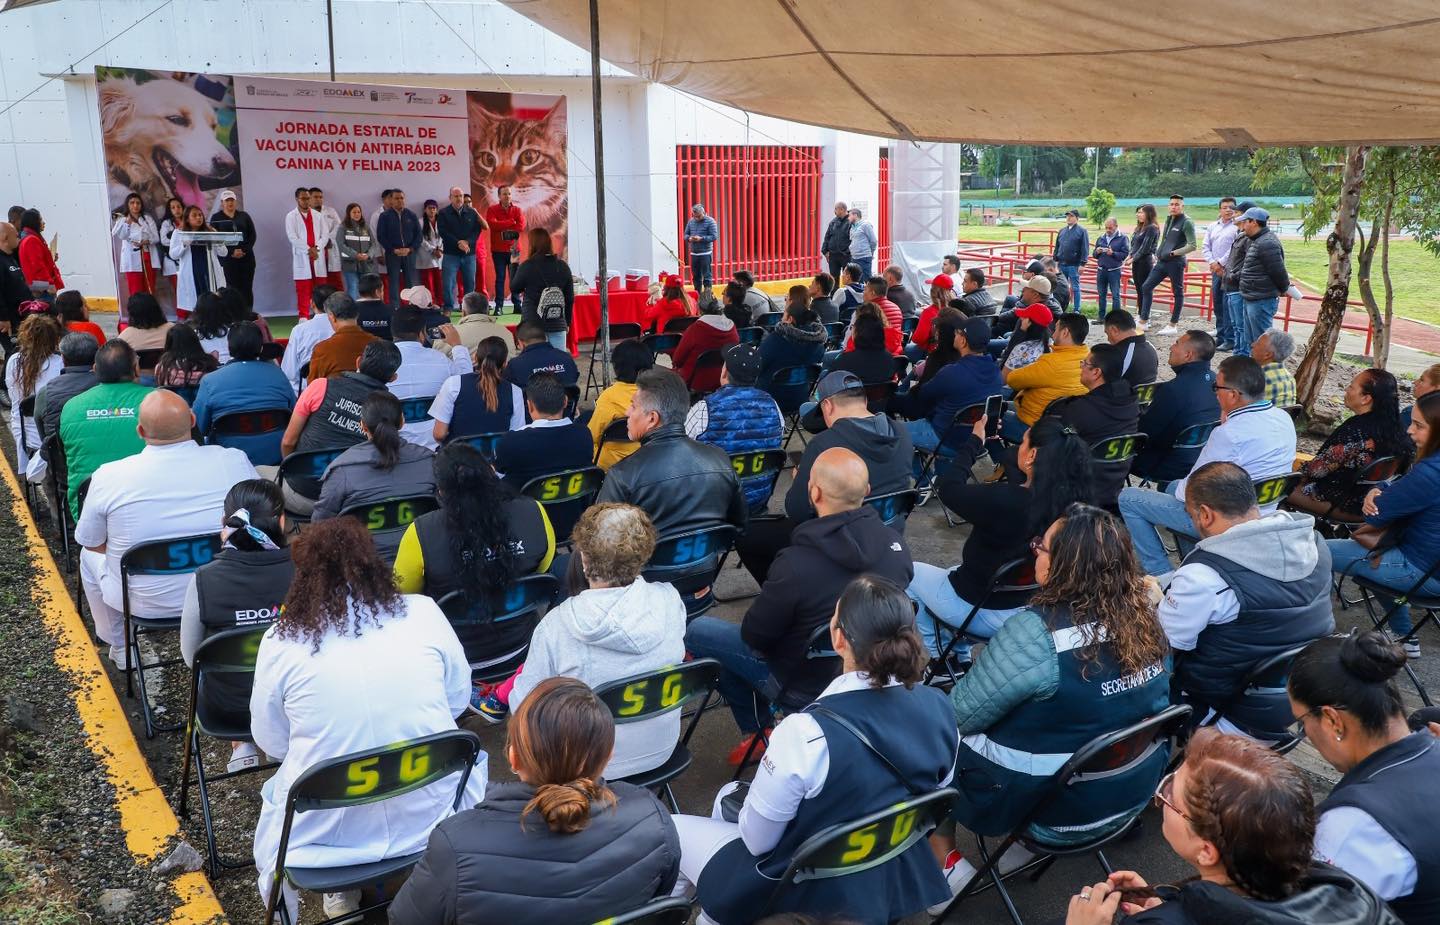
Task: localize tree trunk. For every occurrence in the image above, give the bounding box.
[1378,177,1396,370]
[1356,218,1383,366]
[1296,145,1369,410]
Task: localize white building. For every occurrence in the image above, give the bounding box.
[0,0,889,305]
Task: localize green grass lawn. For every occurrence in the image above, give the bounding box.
[954,221,1440,327]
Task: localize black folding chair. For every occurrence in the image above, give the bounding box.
[824,321,846,349]
[261,730,483,925]
[729,449,788,515]
[1196,643,1311,753]
[593,896,692,925]
[733,622,841,779]
[861,379,897,414]
[41,433,75,571]
[1091,433,1146,494]
[1344,554,1440,706]
[594,658,722,811]
[924,555,1039,689]
[864,488,920,532]
[934,705,1193,925]
[916,399,990,496]
[275,447,348,523]
[120,532,224,738]
[178,624,280,876]
[1253,472,1304,508]
[593,417,631,464]
[643,525,740,619]
[519,466,605,544]
[1132,420,1217,489]
[641,332,682,359]
[15,395,38,507]
[756,311,784,329]
[1313,454,1404,535]
[564,384,582,420]
[663,316,698,335]
[135,348,164,372]
[901,315,919,338]
[450,430,505,462]
[338,495,439,559]
[736,326,765,345]
[437,573,560,683]
[206,407,292,467]
[893,355,912,381]
[1133,380,1158,411]
[585,322,644,399]
[767,363,823,448]
[757,788,960,920]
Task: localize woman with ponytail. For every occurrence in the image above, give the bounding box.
[430,335,525,443]
[310,390,434,559]
[390,676,680,925]
[5,312,64,472]
[1288,630,1440,921]
[675,575,959,925]
[180,479,293,772]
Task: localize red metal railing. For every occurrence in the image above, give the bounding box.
[676,144,823,284]
[877,147,892,267]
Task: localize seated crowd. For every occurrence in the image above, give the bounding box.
[11,247,1440,925]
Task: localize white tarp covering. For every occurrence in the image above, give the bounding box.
[500,0,1440,146]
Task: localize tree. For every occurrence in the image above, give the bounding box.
[1085,187,1116,227]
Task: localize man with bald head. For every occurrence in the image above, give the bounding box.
[0,221,30,343]
[685,446,914,760]
[74,389,258,669]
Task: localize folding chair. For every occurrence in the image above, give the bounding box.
[934,704,1193,925]
[736,326,765,345]
[585,322,644,399]
[261,730,483,925]
[923,555,1038,689]
[756,311,783,329]
[915,399,990,497]
[449,431,504,462]
[564,384,582,420]
[1345,554,1440,706]
[729,449,788,515]
[688,349,726,398]
[275,447,348,524]
[437,573,560,683]
[733,622,841,779]
[1253,472,1304,508]
[663,316,698,335]
[206,407,291,467]
[397,396,436,427]
[893,355,912,382]
[901,315,919,338]
[593,658,722,810]
[1131,420,1217,489]
[1196,643,1310,753]
[768,364,823,448]
[41,434,75,571]
[1133,380,1158,411]
[1091,433,1146,497]
[641,332,682,359]
[593,417,630,464]
[593,897,693,925]
[178,624,280,876]
[120,532,223,738]
[861,380,896,414]
[338,495,439,558]
[824,321,846,349]
[864,488,920,531]
[519,466,605,544]
[1313,454,1404,536]
[135,348,164,372]
[756,788,961,920]
[643,525,740,619]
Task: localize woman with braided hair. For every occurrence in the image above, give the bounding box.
[249,516,485,923]
[389,676,680,925]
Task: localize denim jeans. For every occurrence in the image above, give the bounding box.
[441,253,477,310]
[1327,540,1440,636]
[1140,258,1185,323]
[1227,292,1250,352]
[341,270,360,299]
[1118,485,1198,576]
[690,253,713,290]
[999,410,1029,444]
[908,418,953,486]
[1059,263,1083,311]
[1244,297,1280,353]
[492,253,518,311]
[684,616,775,734]
[908,562,1023,661]
[1210,274,1228,343]
[853,256,873,282]
[545,329,569,352]
[386,251,418,308]
[1095,268,1122,316]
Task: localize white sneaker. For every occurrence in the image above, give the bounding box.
[1404,640,1422,660]
[926,844,1036,916]
[107,644,131,671]
[227,742,260,774]
[1157,325,1179,336]
[321,891,362,923]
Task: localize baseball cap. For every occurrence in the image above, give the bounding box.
[1023,275,1053,297]
[723,342,761,385]
[814,370,865,402]
[1015,302,1054,327]
[218,189,237,202]
[399,285,434,308]
[925,273,955,290]
[1025,259,1045,275]
[961,318,992,351]
[1237,206,1270,224]
[1235,200,1256,213]
[1064,209,1080,217]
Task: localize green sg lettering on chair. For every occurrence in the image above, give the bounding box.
[343,743,433,796]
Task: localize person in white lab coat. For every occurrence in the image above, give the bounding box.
[167,205,226,320]
[284,187,331,320]
[310,186,345,291]
[250,515,486,923]
[110,192,161,297]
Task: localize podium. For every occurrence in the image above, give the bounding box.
[173,231,241,300]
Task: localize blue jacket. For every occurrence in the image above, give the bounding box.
[1053,223,1090,267]
[1092,230,1130,271]
[757,322,827,390]
[1133,361,1219,483]
[436,203,482,256]
[193,360,298,466]
[694,385,783,511]
[376,207,421,252]
[911,354,1003,447]
[1369,453,1440,575]
[503,341,579,389]
[684,216,718,256]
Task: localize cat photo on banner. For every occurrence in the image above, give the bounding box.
[467,92,569,258]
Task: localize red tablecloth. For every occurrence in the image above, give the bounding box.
[569,290,651,354]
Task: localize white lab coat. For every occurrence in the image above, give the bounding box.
[168,233,227,313]
[110,215,161,273]
[318,205,343,272]
[5,351,62,475]
[159,217,183,275]
[250,594,486,901]
[284,208,331,281]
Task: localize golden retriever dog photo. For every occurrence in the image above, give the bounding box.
[99,72,239,212]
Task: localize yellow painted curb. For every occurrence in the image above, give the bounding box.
[0,465,226,924]
[89,297,119,313]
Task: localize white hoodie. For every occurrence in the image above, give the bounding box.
[509,577,687,778]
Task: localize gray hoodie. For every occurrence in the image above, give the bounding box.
[509,577,687,778]
[1192,510,1319,582]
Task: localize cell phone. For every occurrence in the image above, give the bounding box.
[501,229,520,241]
[984,395,1004,438]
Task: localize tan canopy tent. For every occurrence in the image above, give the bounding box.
[500,0,1440,146]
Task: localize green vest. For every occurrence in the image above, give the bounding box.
[58,381,153,519]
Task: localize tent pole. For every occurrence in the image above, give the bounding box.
[589,0,611,388]
[326,0,336,82]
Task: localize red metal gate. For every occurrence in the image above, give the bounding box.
[877,146,892,267]
[676,144,823,284]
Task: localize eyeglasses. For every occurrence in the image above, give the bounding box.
[1029,536,1050,556]
[1211,383,1239,394]
[1153,771,1189,820]
[1289,704,1342,740]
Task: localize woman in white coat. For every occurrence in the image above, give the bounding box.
[167,205,225,320]
[284,188,331,320]
[158,196,186,296]
[110,192,161,298]
[250,516,487,923]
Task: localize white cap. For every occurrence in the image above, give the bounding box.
[218,189,237,202]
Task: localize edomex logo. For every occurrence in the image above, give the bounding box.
[86,406,138,420]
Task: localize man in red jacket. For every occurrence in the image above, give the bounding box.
[485,186,526,314]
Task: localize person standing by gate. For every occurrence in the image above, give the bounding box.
[821,201,850,281]
[685,204,718,292]
[1139,195,1196,336]
[437,186,484,313]
[1053,209,1090,312]
[1202,197,1239,351]
[486,186,524,314]
[847,207,878,282]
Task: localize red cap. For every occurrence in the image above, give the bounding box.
[1015,302,1054,327]
[925,273,954,290]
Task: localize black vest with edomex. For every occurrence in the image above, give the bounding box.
[296,371,387,453]
[193,546,295,714]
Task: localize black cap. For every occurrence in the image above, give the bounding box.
[723,342,761,385]
[814,370,865,402]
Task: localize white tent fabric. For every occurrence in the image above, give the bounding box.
[500,0,1440,146]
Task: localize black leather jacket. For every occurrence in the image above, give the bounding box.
[1130,864,1401,925]
[596,422,748,538]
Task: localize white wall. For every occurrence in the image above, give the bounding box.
[0,0,884,301]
